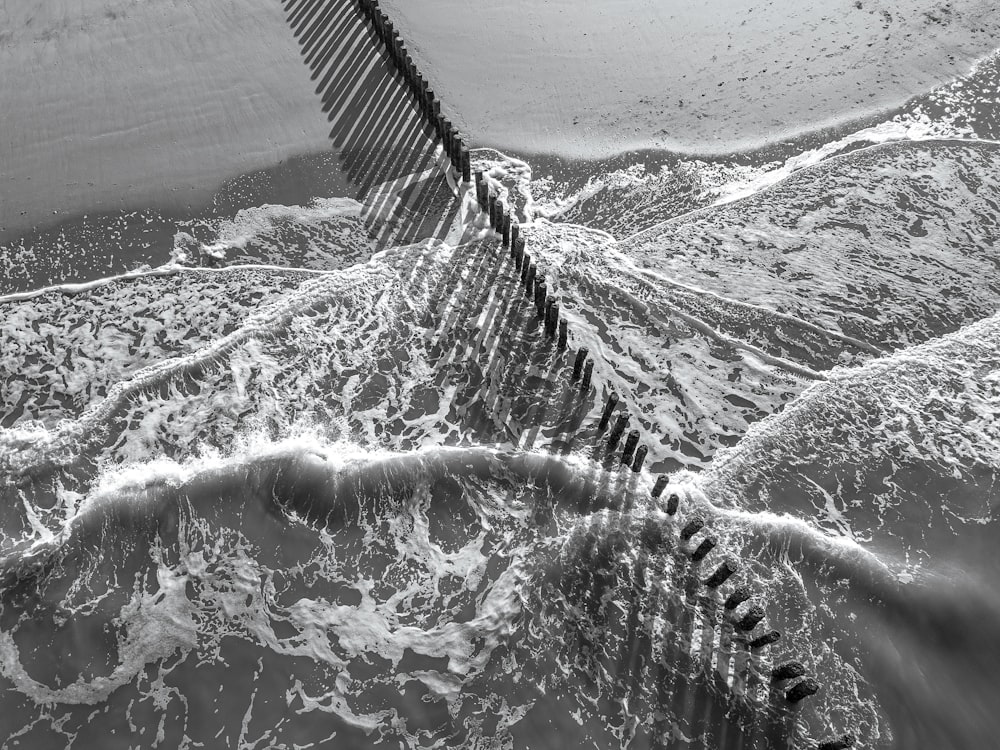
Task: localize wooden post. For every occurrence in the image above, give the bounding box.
[461,148,471,184]
[572,348,589,381]
[557,319,568,349]
[786,678,819,703]
[546,301,559,337]
[679,517,704,542]
[703,559,737,588]
[502,212,512,246]
[621,429,640,465]
[690,537,716,561]
[665,492,679,515]
[607,414,629,450]
[580,360,594,393]
[651,475,668,498]
[631,445,647,472]
[598,392,619,431]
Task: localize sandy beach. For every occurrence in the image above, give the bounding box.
[2,0,999,243]
[386,0,1000,156]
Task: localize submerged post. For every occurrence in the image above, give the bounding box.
[665,492,679,515]
[557,319,568,349]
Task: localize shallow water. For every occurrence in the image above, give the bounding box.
[2,11,1000,750]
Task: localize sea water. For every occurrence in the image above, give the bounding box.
[1,47,1000,750]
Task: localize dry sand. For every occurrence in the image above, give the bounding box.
[385,0,1000,157]
[2,0,998,243]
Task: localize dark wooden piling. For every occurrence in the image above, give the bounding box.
[488,192,498,227]
[817,734,855,750]
[502,212,512,246]
[461,148,471,183]
[525,263,536,294]
[572,348,589,381]
[557,319,568,349]
[580,360,594,393]
[680,516,705,541]
[771,661,806,682]
[651,475,668,498]
[703,559,737,587]
[514,237,525,269]
[691,536,716,561]
[598,392,619,431]
[475,172,486,210]
[545,301,559,336]
[665,492,679,515]
[534,281,547,318]
[724,586,751,611]
[786,678,819,703]
[607,413,629,450]
[735,604,766,632]
[621,429,640,465]
[510,222,520,251]
[521,255,532,283]
[631,445,647,472]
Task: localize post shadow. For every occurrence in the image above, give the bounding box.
[281,0,456,250]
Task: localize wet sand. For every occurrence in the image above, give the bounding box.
[0,0,333,241]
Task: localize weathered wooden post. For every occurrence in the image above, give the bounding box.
[724,586,751,611]
[771,661,806,683]
[786,678,819,703]
[598,392,619,431]
[510,222,520,253]
[572,347,589,381]
[621,429,640,465]
[514,237,525,269]
[534,281,547,318]
[817,734,855,750]
[580,359,594,393]
[665,492,679,515]
[520,255,532,283]
[488,192,498,228]
[502,212,512,246]
[461,148,471,183]
[690,536,716,561]
[651,475,668,498]
[475,172,485,210]
[545,301,559,337]
[679,516,704,542]
[557,319,568,349]
[524,263,536,295]
[703,559,737,588]
[607,413,629,450]
[631,445,647,472]
[735,604,765,632]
